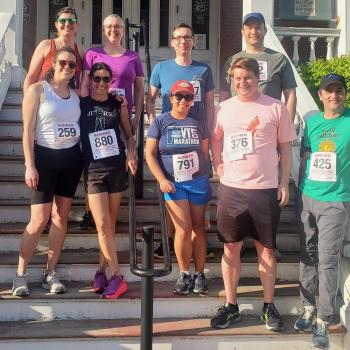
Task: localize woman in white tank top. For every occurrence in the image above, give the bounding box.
[12,47,83,297]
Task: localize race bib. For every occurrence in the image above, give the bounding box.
[257,60,268,81]
[226,131,253,161]
[172,151,199,182]
[109,87,126,97]
[308,152,336,182]
[89,129,120,160]
[54,122,80,142]
[190,80,201,102]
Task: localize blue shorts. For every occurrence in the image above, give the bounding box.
[163,176,211,205]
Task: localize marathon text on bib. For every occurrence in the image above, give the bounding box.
[89,128,120,160]
[166,126,199,146]
[226,131,253,161]
[308,152,337,182]
[257,60,268,81]
[54,122,80,142]
[190,80,201,103]
[172,151,199,182]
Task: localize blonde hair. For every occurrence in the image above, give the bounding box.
[103,14,124,27]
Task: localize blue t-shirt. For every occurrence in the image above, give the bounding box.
[149,59,215,122]
[147,112,210,181]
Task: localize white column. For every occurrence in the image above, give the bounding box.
[308,36,318,61]
[326,37,335,59]
[1,0,25,88]
[291,36,300,65]
[337,0,350,55]
[242,0,274,27]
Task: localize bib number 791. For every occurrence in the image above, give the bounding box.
[177,158,195,170]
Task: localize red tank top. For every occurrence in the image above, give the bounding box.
[39,39,82,88]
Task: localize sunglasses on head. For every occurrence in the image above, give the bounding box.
[57,60,77,69]
[57,18,77,25]
[92,76,112,83]
[173,93,194,102]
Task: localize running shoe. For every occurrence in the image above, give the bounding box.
[210,302,241,329]
[42,271,66,294]
[294,305,317,332]
[12,274,30,296]
[100,274,128,299]
[261,303,284,331]
[173,272,193,295]
[193,272,208,294]
[312,318,329,350]
[80,211,95,230]
[92,270,108,293]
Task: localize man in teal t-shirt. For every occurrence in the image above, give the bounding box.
[295,73,350,350]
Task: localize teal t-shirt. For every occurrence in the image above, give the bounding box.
[300,109,350,202]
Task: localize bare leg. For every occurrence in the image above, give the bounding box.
[255,240,276,303]
[46,196,73,272]
[190,203,207,272]
[166,200,192,272]
[17,202,52,275]
[89,192,122,275]
[222,241,243,304]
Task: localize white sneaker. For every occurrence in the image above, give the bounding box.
[42,271,66,294]
[12,274,30,296]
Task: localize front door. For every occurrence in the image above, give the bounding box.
[43,0,220,88]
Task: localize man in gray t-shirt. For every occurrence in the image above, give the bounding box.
[220,12,297,120]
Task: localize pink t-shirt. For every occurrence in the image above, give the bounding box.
[83,47,144,116]
[214,94,296,189]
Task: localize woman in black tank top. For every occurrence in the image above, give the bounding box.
[80,62,136,299]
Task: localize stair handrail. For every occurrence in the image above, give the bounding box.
[0,12,14,111]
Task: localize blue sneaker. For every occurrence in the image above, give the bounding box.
[312,318,329,350]
[294,306,317,332]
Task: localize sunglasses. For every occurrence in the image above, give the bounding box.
[92,76,112,83]
[57,60,77,69]
[173,93,194,102]
[57,18,77,25]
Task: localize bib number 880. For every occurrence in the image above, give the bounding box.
[95,135,114,148]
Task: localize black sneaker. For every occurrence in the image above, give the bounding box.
[173,272,193,295]
[80,211,95,230]
[154,238,174,259]
[261,303,284,331]
[312,318,329,350]
[211,302,241,329]
[193,272,208,294]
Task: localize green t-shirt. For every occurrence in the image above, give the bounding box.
[220,48,297,100]
[300,109,350,202]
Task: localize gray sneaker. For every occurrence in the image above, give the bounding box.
[42,271,66,294]
[312,318,329,350]
[12,274,30,296]
[193,272,208,294]
[294,305,317,332]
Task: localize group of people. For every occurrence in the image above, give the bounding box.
[10,7,349,350]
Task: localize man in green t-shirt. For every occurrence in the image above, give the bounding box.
[295,73,350,350]
[220,12,297,121]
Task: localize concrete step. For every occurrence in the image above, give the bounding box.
[3,89,23,105]
[0,250,301,283]
[0,156,23,176]
[0,278,303,321]
[0,106,22,122]
[0,137,22,156]
[0,222,301,252]
[0,317,345,350]
[0,199,298,224]
[0,120,22,138]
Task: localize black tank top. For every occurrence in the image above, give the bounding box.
[80,95,126,170]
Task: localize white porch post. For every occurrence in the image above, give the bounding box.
[1,0,26,88]
[337,0,350,55]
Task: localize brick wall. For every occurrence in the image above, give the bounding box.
[220,0,243,70]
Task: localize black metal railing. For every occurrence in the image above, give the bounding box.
[128,173,172,350]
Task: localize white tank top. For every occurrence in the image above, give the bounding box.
[35,81,81,149]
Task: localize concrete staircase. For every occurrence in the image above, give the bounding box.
[0,89,347,349]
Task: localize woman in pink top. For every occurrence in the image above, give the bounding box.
[81,14,144,135]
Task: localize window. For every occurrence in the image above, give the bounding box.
[159,0,170,47]
[113,0,123,17]
[92,0,103,44]
[140,0,149,46]
[48,0,68,38]
[192,0,210,49]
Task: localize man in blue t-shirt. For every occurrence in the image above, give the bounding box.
[146,22,215,130]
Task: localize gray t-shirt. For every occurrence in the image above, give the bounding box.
[220,48,297,100]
